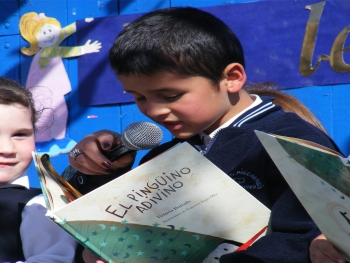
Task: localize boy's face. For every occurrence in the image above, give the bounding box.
[0,104,35,183]
[119,72,238,139]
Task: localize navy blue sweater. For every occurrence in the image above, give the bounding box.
[139,97,341,263]
[0,184,42,262]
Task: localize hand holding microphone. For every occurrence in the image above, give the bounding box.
[69,122,163,175]
[105,122,163,161]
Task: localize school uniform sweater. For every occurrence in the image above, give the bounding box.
[140,96,341,263]
[0,184,42,261]
[1,173,77,263]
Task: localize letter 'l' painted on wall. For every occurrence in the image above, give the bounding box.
[299,1,328,76]
[299,1,350,76]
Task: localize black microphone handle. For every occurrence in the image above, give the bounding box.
[105,145,136,162]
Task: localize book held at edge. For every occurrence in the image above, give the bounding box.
[33,142,270,263]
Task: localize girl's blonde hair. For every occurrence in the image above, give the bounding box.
[19,12,61,56]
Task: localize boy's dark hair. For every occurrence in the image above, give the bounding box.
[109,7,245,84]
[0,77,37,127]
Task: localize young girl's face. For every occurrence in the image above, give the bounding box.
[36,23,60,48]
[0,103,35,183]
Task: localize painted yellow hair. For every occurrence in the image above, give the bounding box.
[19,12,61,56]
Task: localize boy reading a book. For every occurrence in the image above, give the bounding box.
[0,77,77,262]
[67,7,346,263]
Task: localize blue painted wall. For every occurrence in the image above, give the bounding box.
[1,0,349,187]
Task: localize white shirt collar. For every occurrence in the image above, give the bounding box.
[8,171,30,189]
[200,94,262,146]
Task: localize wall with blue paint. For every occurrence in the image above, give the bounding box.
[0,0,349,187]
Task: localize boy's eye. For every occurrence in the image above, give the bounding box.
[135,97,146,102]
[162,94,182,102]
[133,94,182,103]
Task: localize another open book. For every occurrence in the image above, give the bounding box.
[33,142,270,263]
[255,130,350,261]
[32,152,82,211]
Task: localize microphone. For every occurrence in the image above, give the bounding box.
[105,122,163,161]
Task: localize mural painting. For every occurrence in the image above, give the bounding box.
[19,12,102,156]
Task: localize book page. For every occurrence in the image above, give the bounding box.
[270,133,343,157]
[32,152,82,210]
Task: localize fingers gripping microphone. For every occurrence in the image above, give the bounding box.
[106,122,163,161]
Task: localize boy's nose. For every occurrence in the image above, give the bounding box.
[146,102,170,118]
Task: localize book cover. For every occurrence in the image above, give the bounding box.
[255,130,350,261]
[35,142,270,263]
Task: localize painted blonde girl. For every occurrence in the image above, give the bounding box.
[19,12,101,153]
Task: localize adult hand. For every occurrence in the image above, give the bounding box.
[69,130,136,175]
[310,234,346,263]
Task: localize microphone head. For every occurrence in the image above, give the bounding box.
[121,122,163,150]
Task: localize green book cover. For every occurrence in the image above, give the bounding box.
[255,130,350,261]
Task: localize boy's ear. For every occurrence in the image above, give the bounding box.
[223,63,246,93]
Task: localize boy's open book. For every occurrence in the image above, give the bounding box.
[255,130,350,261]
[32,142,270,263]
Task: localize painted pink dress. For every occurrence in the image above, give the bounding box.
[26,23,83,142]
